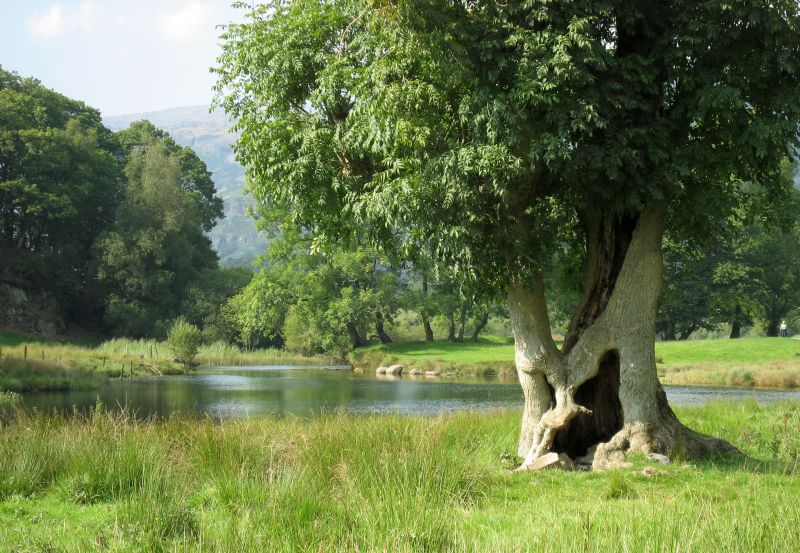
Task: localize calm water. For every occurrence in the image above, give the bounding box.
[11,365,800,419]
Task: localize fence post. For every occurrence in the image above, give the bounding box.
[24,346,27,360]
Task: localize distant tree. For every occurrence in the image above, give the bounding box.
[180,267,252,342]
[95,131,220,337]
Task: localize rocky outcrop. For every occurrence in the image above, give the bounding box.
[0,282,65,336]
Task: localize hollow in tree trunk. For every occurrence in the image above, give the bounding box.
[374,311,393,343]
[511,208,738,471]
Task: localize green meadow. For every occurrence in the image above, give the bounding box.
[351,336,800,388]
[0,401,798,552]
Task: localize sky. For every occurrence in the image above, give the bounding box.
[0,1,243,116]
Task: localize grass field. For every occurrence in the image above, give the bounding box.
[351,336,800,387]
[0,401,797,552]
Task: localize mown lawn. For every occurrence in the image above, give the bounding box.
[352,336,800,387]
[0,401,798,552]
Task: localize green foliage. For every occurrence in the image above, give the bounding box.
[95,127,222,337]
[166,318,202,370]
[0,65,119,317]
[215,1,800,293]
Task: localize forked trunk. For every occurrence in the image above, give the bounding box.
[374,311,393,343]
[511,209,737,470]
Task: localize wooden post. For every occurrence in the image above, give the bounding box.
[130,360,134,377]
[121,363,125,377]
[41,349,45,361]
[150,344,153,359]
[24,346,27,360]
[102,356,106,367]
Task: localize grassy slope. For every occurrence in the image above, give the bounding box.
[351,336,800,387]
[0,401,798,552]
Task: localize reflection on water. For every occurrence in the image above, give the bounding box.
[11,365,800,420]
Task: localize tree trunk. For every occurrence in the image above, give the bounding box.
[511,209,738,470]
[447,314,456,342]
[422,316,434,342]
[766,319,779,337]
[678,322,696,341]
[374,311,392,343]
[346,322,366,349]
[730,320,741,339]
[471,312,489,342]
[421,275,434,341]
[662,321,676,341]
[456,302,467,341]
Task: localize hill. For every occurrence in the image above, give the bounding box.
[104,105,266,266]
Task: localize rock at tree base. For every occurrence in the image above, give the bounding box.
[376,366,388,374]
[523,452,577,471]
[385,364,403,375]
[647,453,671,465]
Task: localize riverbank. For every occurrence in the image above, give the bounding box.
[0,332,334,393]
[351,337,800,388]
[0,401,797,552]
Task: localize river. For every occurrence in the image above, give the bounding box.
[10,365,800,419]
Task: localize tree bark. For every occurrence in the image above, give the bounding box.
[511,208,738,470]
[730,320,741,339]
[662,321,676,341]
[374,311,392,343]
[422,316,434,342]
[456,302,467,341]
[471,312,489,342]
[346,322,366,349]
[421,274,434,341]
[447,314,456,342]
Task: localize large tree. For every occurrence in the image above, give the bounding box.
[215,1,800,468]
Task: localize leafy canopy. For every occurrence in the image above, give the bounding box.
[215,0,800,288]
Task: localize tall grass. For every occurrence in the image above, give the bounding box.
[0,334,335,393]
[0,402,798,551]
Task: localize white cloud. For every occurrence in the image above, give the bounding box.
[29,4,63,40]
[28,2,98,40]
[157,2,213,43]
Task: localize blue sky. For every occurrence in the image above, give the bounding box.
[0,1,241,116]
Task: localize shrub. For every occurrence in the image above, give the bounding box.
[166,318,202,370]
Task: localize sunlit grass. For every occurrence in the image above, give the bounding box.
[0,401,798,551]
[352,336,800,387]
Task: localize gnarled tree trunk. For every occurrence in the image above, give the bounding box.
[511,209,737,470]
